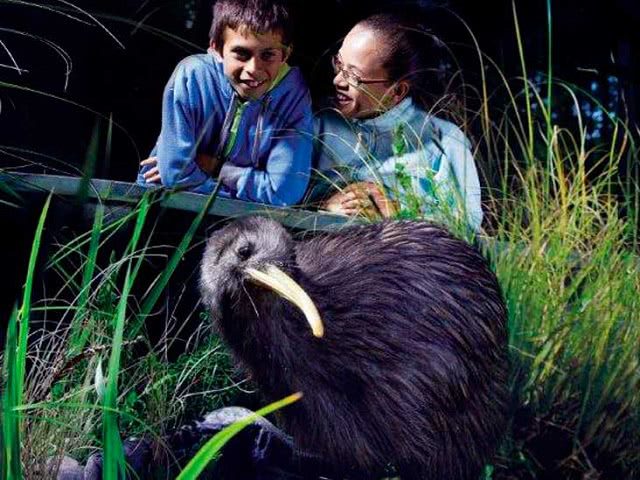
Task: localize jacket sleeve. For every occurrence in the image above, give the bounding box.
[217,88,313,206]
[155,60,217,193]
[352,126,483,231]
[441,127,483,231]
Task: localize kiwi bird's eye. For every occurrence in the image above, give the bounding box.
[236,243,253,261]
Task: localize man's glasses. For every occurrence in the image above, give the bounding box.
[331,54,390,88]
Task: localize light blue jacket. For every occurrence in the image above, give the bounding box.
[312,97,483,230]
[137,53,313,206]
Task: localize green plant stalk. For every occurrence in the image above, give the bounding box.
[2,306,22,480]
[100,193,154,479]
[512,0,534,161]
[124,192,152,262]
[102,264,133,480]
[177,392,303,480]
[1,195,51,479]
[77,118,101,204]
[133,183,221,336]
[104,113,113,176]
[546,0,554,184]
[16,194,51,384]
[68,203,104,355]
[14,194,51,427]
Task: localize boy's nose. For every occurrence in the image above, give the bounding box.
[245,57,264,75]
[333,71,348,89]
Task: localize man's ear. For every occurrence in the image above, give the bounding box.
[392,81,410,103]
[209,39,223,60]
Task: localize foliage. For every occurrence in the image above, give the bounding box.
[449,3,638,478]
[0,187,242,478]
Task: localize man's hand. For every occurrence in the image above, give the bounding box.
[140,157,161,184]
[322,182,397,219]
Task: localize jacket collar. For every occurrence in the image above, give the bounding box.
[352,97,417,131]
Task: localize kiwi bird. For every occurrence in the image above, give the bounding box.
[199,216,508,480]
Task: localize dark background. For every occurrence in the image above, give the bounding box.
[0,0,638,181]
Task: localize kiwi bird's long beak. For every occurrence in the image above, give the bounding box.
[245,264,324,338]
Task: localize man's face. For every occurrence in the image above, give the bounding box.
[213,27,288,100]
[333,26,394,119]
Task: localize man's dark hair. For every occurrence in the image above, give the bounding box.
[210,0,293,48]
[356,13,447,107]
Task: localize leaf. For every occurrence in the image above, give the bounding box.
[176,392,302,480]
[94,358,106,401]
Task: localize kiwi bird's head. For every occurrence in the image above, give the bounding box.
[200,216,323,338]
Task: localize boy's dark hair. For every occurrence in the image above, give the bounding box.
[210,0,293,48]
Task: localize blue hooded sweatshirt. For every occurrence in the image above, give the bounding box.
[137,53,313,206]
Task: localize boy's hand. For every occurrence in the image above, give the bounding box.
[322,182,397,219]
[195,154,223,177]
[140,157,161,184]
[140,154,222,185]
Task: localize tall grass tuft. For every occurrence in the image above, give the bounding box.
[486,108,640,476]
[469,4,640,476]
[0,188,240,477]
[1,194,51,480]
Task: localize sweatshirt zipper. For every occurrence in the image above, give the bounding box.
[216,93,239,160]
[252,97,270,170]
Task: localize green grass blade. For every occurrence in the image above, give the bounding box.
[512,0,533,160]
[68,202,104,355]
[133,184,221,336]
[125,192,152,259]
[0,175,23,207]
[545,0,554,172]
[1,195,51,480]
[176,392,303,480]
[2,305,22,480]
[102,264,134,480]
[100,192,155,479]
[77,118,101,204]
[15,194,51,418]
[104,113,113,175]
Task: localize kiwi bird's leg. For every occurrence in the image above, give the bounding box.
[246,264,324,338]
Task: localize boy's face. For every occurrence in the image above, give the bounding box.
[213,27,289,100]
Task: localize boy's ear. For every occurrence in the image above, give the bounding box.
[282,45,293,63]
[209,39,223,60]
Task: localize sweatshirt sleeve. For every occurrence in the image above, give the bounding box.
[155,60,217,193]
[441,127,483,231]
[218,87,313,206]
[352,125,483,231]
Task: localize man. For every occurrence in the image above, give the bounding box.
[312,14,483,231]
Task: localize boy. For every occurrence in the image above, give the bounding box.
[137,0,312,206]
